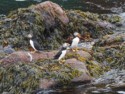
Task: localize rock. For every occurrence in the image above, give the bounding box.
[35,1,69,28]
[0,50,92,67]
[0,45,3,50]
[0,4,113,50]
[0,52,7,60]
[96,32,125,46]
[66,49,93,62]
[65,58,92,82]
[3,45,15,54]
[0,46,8,59]
[97,21,114,29]
[0,56,83,94]
[2,92,10,94]
[94,32,125,69]
[39,79,56,89]
[110,82,125,90]
[0,51,56,67]
[93,69,125,87]
[78,42,95,50]
[76,50,92,60]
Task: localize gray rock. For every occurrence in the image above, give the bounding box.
[3,45,15,54]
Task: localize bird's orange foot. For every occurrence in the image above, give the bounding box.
[75,47,79,52]
[71,48,76,52]
[59,59,65,64]
[72,47,78,52]
[31,50,37,53]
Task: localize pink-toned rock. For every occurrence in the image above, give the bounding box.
[77,50,92,60]
[97,21,114,29]
[35,1,69,24]
[0,51,56,66]
[65,58,92,82]
[39,79,56,89]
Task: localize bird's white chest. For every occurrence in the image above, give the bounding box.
[58,50,67,60]
[30,40,37,51]
[71,37,80,47]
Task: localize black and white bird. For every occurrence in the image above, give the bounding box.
[27,34,42,52]
[54,43,70,61]
[70,32,81,51]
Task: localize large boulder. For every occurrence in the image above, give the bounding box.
[0,51,56,66]
[65,58,92,82]
[35,1,69,26]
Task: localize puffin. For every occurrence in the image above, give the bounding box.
[27,34,42,52]
[70,32,81,52]
[54,43,70,63]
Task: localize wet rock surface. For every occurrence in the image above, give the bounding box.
[94,69,125,86]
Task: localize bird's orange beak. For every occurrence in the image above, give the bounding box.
[77,33,82,38]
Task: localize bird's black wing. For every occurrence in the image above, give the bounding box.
[69,39,73,46]
[33,40,43,51]
[66,36,73,46]
[54,49,62,59]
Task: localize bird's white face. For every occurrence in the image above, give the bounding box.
[27,34,32,38]
[63,43,70,48]
[74,32,79,36]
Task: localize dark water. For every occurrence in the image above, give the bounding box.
[35,86,125,94]
[0,0,125,14]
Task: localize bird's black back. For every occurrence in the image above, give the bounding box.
[31,37,43,51]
